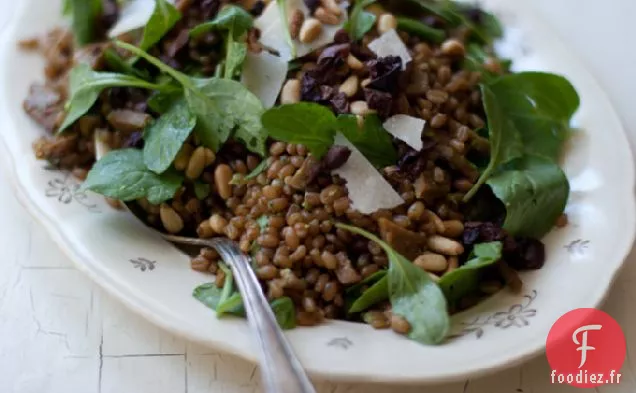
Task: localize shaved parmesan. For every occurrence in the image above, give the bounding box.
[255,0,349,61]
[241,51,289,108]
[332,133,404,214]
[383,115,426,150]
[368,29,412,70]
[109,0,176,38]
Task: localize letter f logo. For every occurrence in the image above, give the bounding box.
[572,324,602,368]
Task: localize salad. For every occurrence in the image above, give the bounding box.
[22,0,578,345]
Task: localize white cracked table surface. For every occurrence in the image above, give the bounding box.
[1,1,636,392]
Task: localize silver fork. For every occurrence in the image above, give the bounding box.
[95,133,316,393]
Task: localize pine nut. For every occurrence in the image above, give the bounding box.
[159,204,184,234]
[186,146,207,180]
[350,101,374,116]
[299,18,322,43]
[289,8,304,40]
[446,256,459,273]
[442,220,464,238]
[208,214,228,234]
[203,147,216,166]
[174,144,194,171]
[347,54,364,70]
[377,13,397,34]
[315,7,340,25]
[214,164,233,200]
[414,253,448,272]
[321,0,342,15]
[360,78,371,87]
[281,79,301,104]
[427,235,464,256]
[339,75,359,97]
[441,38,465,56]
[391,315,411,335]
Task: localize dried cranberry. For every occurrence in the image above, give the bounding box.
[363,88,393,118]
[323,145,352,170]
[317,43,350,66]
[366,56,402,92]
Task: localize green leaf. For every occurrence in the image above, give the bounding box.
[346,0,377,41]
[82,149,183,204]
[138,0,182,51]
[276,0,296,57]
[223,41,248,79]
[465,72,579,200]
[336,224,450,345]
[116,42,267,155]
[68,0,102,46]
[194,182,211,199]
[348,275,388,313]
[269,297,297,329]
[486,156,569,238]
[337,114,397,168]
[192,283,224,309]
[438,241,502,306]
[245,159,268,180]
[190,5,254,39]
[464,83,523,200]
[262,103,337,158]
[396,17,445,43]
[143,97,196,174]
[103,48,151,80]
[193,283,296,329]
[405,0,502,44]
[488,72,580,160]
[59,63,173,132]
[192,78,266,155]
[256,215,269,232]
[147,90,183,114]
[345,269,387,295]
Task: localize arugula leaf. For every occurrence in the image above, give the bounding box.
[143,97,197,174]
[59,63,174,132]
[464,84,523,200]
[245,159,269,180]
[486,156,569,238]
[337,114,397,168]
[116,41,267,155]
[192,283,296,329]
[348,275,388,313]
[438,241,502,306]
[345,269,386,295]
[193,78,266,154]
[224,41,248,79]
[256,215,269,232]
[464,72,579,200]
[138,0,182,51]
[396,17,445,43]
[262,103,337,158]
[190,5,254,39]
[276,0,296,58]
[194,182,211,199]
[68,0,102,46]
[346,0,377,41]
[103,48,151,80]
[147,90,183,114]
[487,72,579,160]
[336,223,450,345]
[190,5,253,79]
[82,149,183,204]
[406,0,502,44]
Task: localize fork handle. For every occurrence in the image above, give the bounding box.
[212,240,316,393]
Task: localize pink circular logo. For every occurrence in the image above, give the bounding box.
[546,308,626,388]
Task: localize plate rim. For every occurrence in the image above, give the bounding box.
[0,0,635,385]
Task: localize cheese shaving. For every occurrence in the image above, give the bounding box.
[332,133,404,214]
[368,29,412,70]
[241,51,289,108]
[383,115,426,150]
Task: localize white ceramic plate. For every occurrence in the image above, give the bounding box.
[0,0,634,385]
